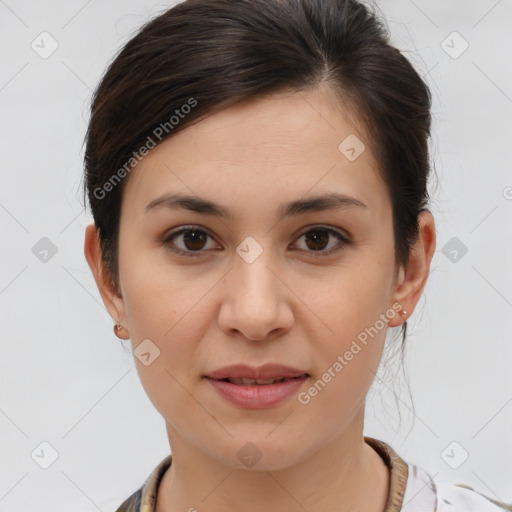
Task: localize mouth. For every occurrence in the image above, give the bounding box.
[204,363,310,382]
[204,372,310,409]
[211,375,309,386]
[202,364,310,409]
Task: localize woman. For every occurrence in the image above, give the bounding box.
[82,0,511,510]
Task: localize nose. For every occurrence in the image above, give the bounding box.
[217,249,294,341]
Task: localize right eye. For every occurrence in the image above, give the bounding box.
[161,226,221,257]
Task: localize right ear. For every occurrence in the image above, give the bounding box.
[84,222,129,339]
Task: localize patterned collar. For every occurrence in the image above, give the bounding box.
[115,437,512,511]
[117,436,409,512]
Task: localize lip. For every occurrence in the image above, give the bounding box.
[205,375,309,409]
[204,363,309,380]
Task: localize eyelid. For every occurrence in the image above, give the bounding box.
[294,224,351,242]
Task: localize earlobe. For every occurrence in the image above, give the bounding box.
[84,222,127,332]
[388,211,436,328]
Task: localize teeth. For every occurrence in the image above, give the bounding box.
[228,377,288,385]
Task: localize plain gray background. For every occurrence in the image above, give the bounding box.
[1,0,511,510]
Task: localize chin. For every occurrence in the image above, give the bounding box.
[210,433,307,472]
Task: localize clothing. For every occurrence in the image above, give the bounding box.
[114,436,512,512]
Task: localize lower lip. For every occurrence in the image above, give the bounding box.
[204,376,309,409]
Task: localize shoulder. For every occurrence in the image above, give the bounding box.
[113,454,172,512]
[113,487,143,512]
[405,463,512,512]
[436,481,512,512]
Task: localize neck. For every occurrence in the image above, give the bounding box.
[156,415,390,512]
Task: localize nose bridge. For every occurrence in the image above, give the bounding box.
[219,237,291,340]
[235,239,280,311]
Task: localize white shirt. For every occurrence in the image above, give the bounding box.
[402,462,512,512]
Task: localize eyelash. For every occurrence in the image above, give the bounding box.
[160,225,351,258]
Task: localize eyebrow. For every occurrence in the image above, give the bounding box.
[144,192,368,220]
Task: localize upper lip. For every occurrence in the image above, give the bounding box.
[205,364,309,380]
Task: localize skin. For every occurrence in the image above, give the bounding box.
[85,86,436,512]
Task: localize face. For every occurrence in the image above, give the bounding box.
[86,87,430,471]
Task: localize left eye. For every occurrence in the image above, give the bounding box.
[293,227,350,255]
[162,226,350,257]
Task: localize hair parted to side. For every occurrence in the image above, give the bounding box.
[81,0,435,352]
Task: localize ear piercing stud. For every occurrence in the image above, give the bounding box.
[114,323,124,338]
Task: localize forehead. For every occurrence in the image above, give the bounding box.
[121,88,389,221]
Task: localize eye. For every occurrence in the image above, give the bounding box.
[291,226,350,256]
[161,225,350,257]
[161,226,219,257]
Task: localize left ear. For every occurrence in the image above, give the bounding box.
[387,210,436,328]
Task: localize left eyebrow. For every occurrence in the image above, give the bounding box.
[144,192,368,221]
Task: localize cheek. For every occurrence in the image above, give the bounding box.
[301,310,388,429]
[118,240,204,340]
[302,256,393,403]
[120,248,215,361]
[122,277,208,422]
[313,257,393,339]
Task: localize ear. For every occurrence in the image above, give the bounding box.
[84,222,129,339]
[387,210,436,328]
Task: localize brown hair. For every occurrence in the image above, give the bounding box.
[82,0,435,352]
